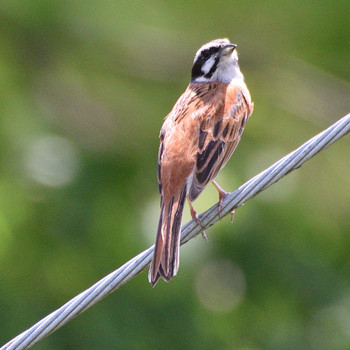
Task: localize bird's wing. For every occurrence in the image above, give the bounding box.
[188,84,253,201]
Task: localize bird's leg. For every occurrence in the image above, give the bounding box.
[186,195,208,241]
[211,180,235,222]
[211,180,228,216]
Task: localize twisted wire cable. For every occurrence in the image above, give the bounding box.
[2,113,349,350]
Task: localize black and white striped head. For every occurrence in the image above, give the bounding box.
[191,38,243,83]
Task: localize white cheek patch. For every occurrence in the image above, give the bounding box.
[201,56,215,75]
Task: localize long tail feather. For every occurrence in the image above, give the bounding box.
[149,186,187,287]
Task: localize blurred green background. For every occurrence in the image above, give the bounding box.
[0,0,349,349]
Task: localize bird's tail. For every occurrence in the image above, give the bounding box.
[149,186,187,287]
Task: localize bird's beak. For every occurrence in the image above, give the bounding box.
[221,43,237,56]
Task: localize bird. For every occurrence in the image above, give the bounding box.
[148,38,254,287]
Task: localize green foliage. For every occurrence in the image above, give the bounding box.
[0,0,349,349]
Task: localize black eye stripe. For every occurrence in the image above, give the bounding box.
[201,50,210,58]
[201,47,220,59]
[191,45,222,81]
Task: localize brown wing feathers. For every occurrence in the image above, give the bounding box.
[189,84,252,201]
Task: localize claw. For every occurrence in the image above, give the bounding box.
[201,231,209,242]
[230,210,235,224]
[186,195,208,241]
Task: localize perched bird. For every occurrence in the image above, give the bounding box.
[149,38,254,286]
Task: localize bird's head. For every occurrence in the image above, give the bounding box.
[191,38,243,83]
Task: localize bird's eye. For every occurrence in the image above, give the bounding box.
[201,50,210,59]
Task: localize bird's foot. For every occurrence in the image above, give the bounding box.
[186,195,208,241]
[212,180,229,219]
